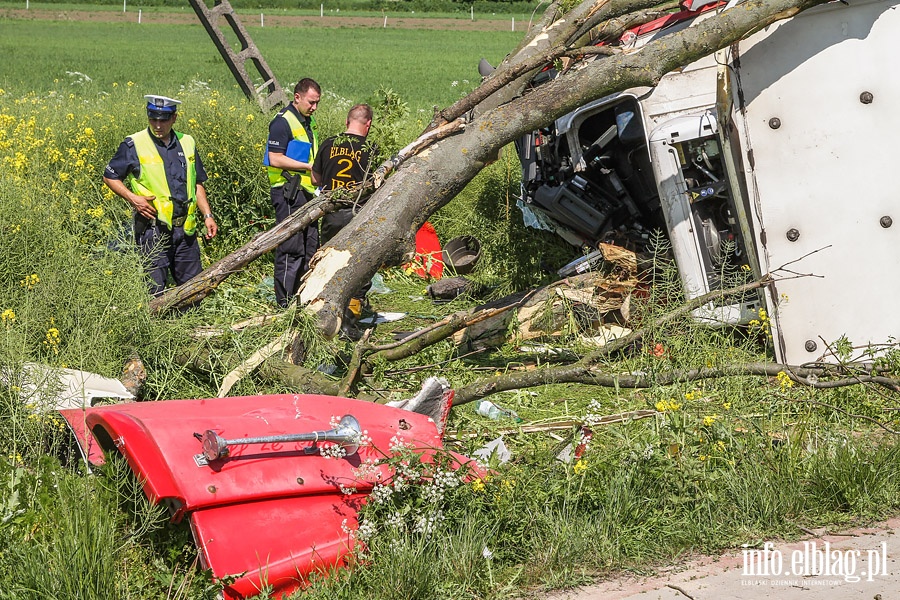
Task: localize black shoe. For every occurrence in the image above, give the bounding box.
[339,321,363,342]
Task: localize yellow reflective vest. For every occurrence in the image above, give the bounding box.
[264,108,318,194]
[126,129,199,235]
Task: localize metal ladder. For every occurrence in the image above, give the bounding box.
[188,0,288,112]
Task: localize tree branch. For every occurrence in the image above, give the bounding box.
[149,194,353,315]
[453,360,900,406]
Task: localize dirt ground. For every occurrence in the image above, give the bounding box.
[0,7,529,31]
[544,517,900,600]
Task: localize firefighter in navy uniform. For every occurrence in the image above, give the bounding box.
[103,95,217,296]
[264,78,321,308]
[312,103,377,330]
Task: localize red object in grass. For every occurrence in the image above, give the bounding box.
[405,221,444,279]
[60,394,474,599]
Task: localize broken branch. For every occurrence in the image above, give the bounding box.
[149,194,353,315]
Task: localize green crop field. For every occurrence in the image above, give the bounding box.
[0,16,520,110]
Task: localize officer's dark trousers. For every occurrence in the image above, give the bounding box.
[271,186,318,308]
[136,218,202,297]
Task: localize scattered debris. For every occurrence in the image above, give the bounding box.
[472,436,512,465]
[476,399,521,421]
[453,270,636,352]
[385,376,454,434]
[427,276,472,302]
[442,235,482,275]
[358,311,407,325]
[4,363,133,411]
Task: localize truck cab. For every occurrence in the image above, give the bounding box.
[518,0,900,364]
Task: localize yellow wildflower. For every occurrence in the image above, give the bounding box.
[573,459,588,475]
[1,308,15,323]
[702,414,719,427]
[471,478,485,493]
[19,273,40,290]
[655,398,682,412]
[44,327,61,354]
[776,370,794,390]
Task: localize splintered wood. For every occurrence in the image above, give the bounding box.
[454,244,641,351]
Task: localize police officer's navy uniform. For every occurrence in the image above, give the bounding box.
[104,100,209,296]
[265,103,319,308]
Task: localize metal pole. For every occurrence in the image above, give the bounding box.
[511,17,515,31]
[260,12,263,26]
[200,414,362,461]
[138,9,142,23]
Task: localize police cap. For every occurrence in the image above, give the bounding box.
[145,95,181,120]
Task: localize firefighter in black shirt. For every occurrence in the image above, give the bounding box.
[312,103,376,243]
[312,103,377,330]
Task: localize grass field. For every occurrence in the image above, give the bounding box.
[0,16,521,110]
[0,0,541,19]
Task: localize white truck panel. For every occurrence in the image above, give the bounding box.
[732,0,900,363]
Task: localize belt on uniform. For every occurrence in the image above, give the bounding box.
[170,215,187,228]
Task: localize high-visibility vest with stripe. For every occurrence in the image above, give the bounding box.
[264,108,318,193]
[126,129,199,235]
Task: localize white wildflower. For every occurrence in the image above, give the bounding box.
[370,483,393,504]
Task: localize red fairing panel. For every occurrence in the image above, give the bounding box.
[191,493,367,598]
[60,394,465,599]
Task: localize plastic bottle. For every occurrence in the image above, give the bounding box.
[476,400,522,422]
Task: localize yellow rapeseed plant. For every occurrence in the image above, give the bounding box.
[19,273,39,290]
[655,398,682,412]
[776,370,794,391]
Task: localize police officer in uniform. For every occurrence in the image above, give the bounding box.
[264,78,321,308]
[103,95,217,296]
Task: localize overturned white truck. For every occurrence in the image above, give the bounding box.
[518,0,900,365]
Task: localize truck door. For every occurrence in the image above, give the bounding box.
[729,0,900,364]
